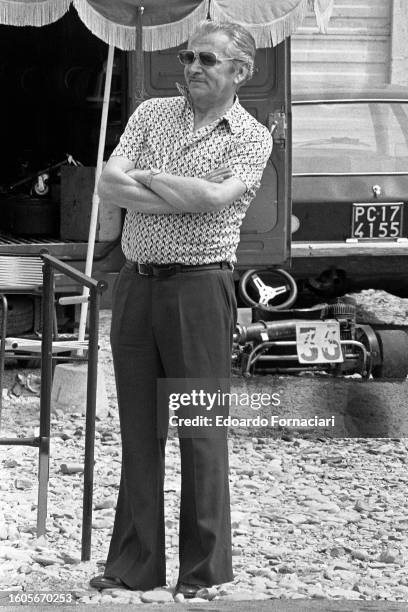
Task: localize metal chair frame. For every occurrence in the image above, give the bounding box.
[0,252,107,561]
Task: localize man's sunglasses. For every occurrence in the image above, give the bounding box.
[178,49,239,67]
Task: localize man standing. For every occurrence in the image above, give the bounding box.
[90,19,272,598]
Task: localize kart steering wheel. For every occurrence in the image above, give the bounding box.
[238,268,298,311]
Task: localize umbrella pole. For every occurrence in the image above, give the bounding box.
[78,44,115,342]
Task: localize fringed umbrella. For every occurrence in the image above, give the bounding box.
[0,1,334,47]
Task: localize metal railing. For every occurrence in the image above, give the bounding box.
[0,252,107,561]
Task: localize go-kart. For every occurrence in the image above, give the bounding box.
[233,268,408,380]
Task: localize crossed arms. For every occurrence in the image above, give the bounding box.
[98,156,247,215]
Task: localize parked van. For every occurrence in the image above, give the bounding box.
[0,9,291,308]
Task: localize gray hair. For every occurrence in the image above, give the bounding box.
[189,20,256,87]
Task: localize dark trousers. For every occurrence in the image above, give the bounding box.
[105,263,236,590]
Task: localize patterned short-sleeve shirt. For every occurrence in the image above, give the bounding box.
[111,84,273,264]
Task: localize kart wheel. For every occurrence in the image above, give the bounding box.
[371,329,408,380]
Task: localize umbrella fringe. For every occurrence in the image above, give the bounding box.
[0,0,71,26]
[74,0,209,52]
[143,0,210,51]
[209,0,310,47]
[311,0,334,34]
[73,0,136,50]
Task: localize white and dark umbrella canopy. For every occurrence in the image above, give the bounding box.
[0,0,334,49]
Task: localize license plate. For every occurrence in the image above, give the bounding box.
[352,202,403,239]
[295,321,343,364]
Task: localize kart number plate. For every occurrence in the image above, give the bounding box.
[295,321,343,364]
[352,202,403,239]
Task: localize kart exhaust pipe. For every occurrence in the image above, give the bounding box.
[234,320,300,344]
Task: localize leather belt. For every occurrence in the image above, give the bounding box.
[125,260,233,278]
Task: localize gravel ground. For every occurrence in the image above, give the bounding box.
[0,291,408,605]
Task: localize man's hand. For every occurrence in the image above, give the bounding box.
[98,156,175,214]
[204,167,233,183]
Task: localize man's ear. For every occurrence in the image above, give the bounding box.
[234,64,249,86]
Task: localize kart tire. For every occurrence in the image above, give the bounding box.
[371,329,408,380]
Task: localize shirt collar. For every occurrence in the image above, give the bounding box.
[176,82,243,135]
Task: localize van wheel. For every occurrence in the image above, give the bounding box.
[372,330,408,380]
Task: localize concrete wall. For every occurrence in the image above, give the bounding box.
[292,0,401,90]
[390,0,408,86]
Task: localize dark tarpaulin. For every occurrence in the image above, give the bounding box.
[0,0,334,49]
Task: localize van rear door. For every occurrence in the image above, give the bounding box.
[236,40,291,269]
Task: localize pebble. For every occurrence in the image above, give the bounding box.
[285,513,310,525]
[14,479,32,490]
[187,597,208,603]
[298,486,326,501]
[60,463,84,474]
[196,586,217,600]
[305,584,326,598]
[231,511,249,527]
[279,575,307,591]
[277,564,294,574]
[264,485,282,497]
[0,546,32,562]
[304,501,340,513]
[379,549,400,564]
[240,480,263,490]
[354,499,374,513]
[342,510,363,523]
[59,551,81,565]
[173,593,184,603]
[331,561,355,571]
[7,525,20,541]
[264,546,287,559]
[140,590,174,603]
[330,587,362,599]
[302,465,321,474]
[92,519,111,530]
[269,461,283,474]
[94,499,116,510]
[220,590,271,601]
[351,549,369,561]
[32,555,60,566]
